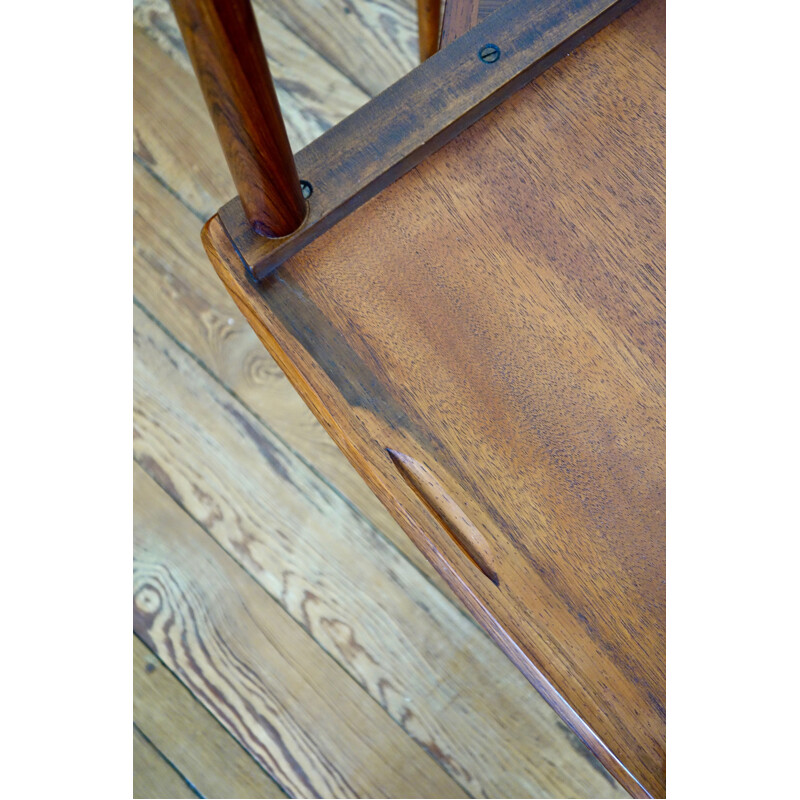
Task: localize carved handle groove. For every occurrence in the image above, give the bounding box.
[387,449,498,585]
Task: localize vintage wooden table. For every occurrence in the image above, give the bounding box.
[173,0,665,795]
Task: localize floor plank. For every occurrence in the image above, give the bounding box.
[133,28,234,218]
[133,303,623,799]
[255,0,419,97]
[133,726,199,799]
[134,635,287,799]
[134,461,465,799]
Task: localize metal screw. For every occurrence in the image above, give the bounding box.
[300,179,313,199]
[478,44,501,63]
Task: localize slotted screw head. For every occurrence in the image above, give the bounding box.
[479,44,501,63]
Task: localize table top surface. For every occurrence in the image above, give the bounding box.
[206,0,665,794]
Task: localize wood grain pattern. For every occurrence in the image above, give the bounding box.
[417,0,442,60]
[203,0,665,795]
[133,303,625,798]
[216,0,638,280]
[134,28,233,216]
[170,0,304,236]
[134,460,465,799]
[133,726,199,799]
[255,0,418,98]
[134,635,287,798]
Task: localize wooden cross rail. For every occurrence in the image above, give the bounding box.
[212,0,637,282]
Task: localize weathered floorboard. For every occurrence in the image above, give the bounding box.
[133,28,235,217]
[133,726,199,799]
[133,304,624,798]
[134,461,465,799]
[255,0,419,97]
[134,635,287,799]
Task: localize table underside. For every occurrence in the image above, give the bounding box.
[205,0,665,794]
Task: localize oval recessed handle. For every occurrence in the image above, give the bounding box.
[387,449,499,586]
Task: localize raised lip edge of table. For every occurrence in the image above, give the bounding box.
[217,0,640,282]
[203,0,659,797]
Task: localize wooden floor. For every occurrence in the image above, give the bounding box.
[133,1,627,797]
